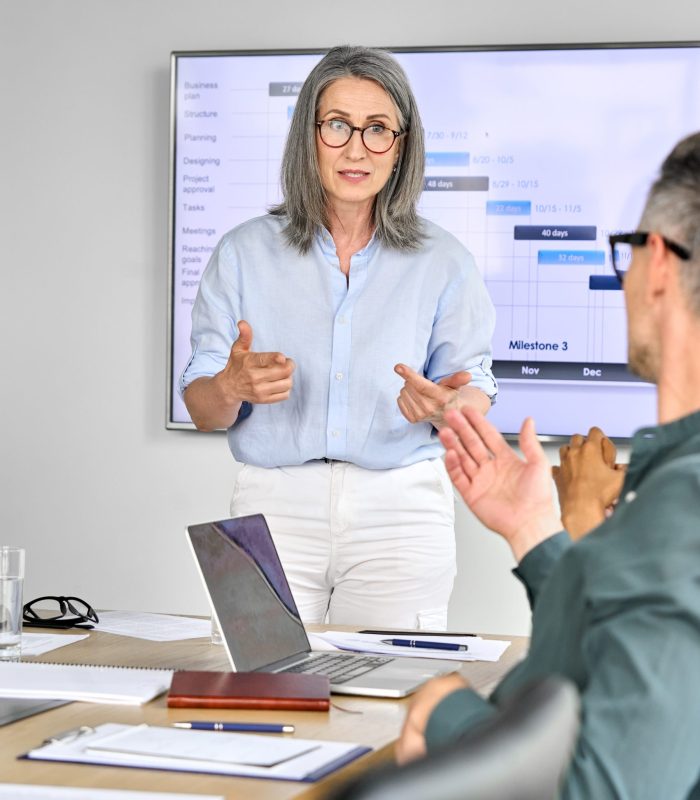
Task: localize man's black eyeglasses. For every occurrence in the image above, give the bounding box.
[23,596,99,630]
[609,231,692,284]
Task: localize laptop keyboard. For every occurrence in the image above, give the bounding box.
[283,653,393,684]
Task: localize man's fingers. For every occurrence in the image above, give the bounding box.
[442,407,494,465]
[569,433,585,448]
[587,426,606,442]
[445,449,473,495]
[442,429,478,481]
[395,727,427,766]
[601,435,617,466]
[454,405,511,461]
[519,417,546,466]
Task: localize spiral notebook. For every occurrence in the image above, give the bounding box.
[0,661,172,705]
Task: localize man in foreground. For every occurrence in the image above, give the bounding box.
[396,132,700,798]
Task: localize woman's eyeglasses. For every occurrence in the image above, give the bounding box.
[23,596,99,630]
[316,118,406,154]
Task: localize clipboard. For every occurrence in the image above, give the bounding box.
[20,723,372,783]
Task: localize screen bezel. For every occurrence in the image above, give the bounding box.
[167,40,700,440]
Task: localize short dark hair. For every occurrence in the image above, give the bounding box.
[641,132,700,313]
[270,45,425,253]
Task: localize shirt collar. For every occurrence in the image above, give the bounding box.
[316,226,379,261]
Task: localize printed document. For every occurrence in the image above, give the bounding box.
[25,722,370,782]
[95,611,210,641]
[312,631,511,662]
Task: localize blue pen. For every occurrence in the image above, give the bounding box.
[381,638,468,652]
[172,721,295,733]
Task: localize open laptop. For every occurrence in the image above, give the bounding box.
[186,515,456,698]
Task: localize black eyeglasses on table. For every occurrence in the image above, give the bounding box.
[608,231,692,284]
[23,596,99,630]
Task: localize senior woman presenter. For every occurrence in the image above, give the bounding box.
[180,46,497,629]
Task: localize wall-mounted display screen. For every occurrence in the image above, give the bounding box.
[168,44,700,437]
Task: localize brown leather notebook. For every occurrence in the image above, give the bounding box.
[167,671,330,711]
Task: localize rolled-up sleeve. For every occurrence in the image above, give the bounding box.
[179,237,241,396]
[425,251,498,402]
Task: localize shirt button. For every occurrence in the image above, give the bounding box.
[335,372,343,381]
[331,430,339,438]
[624,491,637,503]
[337,316,347,325]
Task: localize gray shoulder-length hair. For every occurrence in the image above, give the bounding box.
[269,45,425,253]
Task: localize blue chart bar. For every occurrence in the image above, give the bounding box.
[486,200,531,216]
[287,105,295,119]
[538,250,606,265]
[425,152,470,167]
[589,275,622,291]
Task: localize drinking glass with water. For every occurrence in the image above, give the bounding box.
[0,547,24,660]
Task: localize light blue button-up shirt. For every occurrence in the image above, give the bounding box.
[180,214,497,469]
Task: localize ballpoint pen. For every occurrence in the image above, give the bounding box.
[359,630,476,637]
[172,721,295,733]
[380,638,468,652]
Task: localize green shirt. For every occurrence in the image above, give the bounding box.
[426,410,700,799]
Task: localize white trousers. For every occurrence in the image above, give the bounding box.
[230,458,456,629]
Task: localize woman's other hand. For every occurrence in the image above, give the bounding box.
[395,364,490,426]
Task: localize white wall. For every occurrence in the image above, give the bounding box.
[3,0,695,636]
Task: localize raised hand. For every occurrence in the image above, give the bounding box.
[395,363,488,425]
[439,407,561,560]
[219,320,295,405]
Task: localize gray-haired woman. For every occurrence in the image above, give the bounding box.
[181,45,497,629]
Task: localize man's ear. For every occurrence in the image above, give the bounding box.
[645,232,673,301]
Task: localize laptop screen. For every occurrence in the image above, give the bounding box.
[187,516,310,671]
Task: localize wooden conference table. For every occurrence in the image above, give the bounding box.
[1,625,528,799]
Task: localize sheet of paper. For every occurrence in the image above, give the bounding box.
[0,786,224,800]
[27,722,370,782]
[88,723,318,767]
[20,633,89,657]
[307,632,340,652]
[314,631,511,662]
[94,611,210,641]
